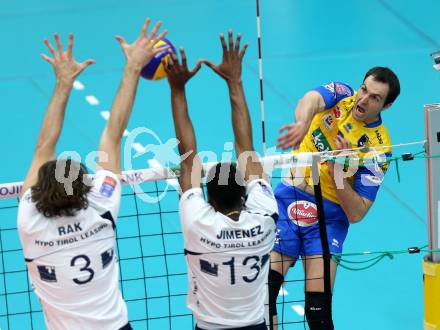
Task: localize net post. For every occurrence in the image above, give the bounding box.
[424,104,440,261]
[423,103,440,329]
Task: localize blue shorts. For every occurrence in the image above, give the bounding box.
[272,181,349,259]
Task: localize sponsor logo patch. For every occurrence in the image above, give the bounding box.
[332,106,342,119]
[101,248,114,269]
[323,82,335,95]
[363,174,383,186]
[37,265,57,282]
[322,114,334,130]
[357,134,371,152]
[375,129,384,144]
[200,259,219,277]
[287,200,318,227]
[311,128,331,152]
[343,123,353,133]
[335,83,352,96]
[99,176,117,198]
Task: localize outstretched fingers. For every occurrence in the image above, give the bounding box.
[167,50,179,74]
[190,60,202,76]
[180,48,188,69]
[162,57,171,74]
[40,53,54,64]
[278,124,293,134]
[153,43,170,56]
[334,135,352,151]
[200,59,215,70]
[74,59,96,76]
[220,33,227,53]
[277,124,298,149]
[234,33,241,52]
[44,38,57,58]
[147,21,163,42]
[115,35,128,49]
[228,29,234,52]
[54,33,64,54]
[153,29,168,45]
[66,33,74,58]
[278,135,299,150]
[81,59,96,68]
[139,18,151,40]
[239,42,249,59]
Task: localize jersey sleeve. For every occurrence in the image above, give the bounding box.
[179,187,214,230]
[245,179,278,219]
[353,152,392,202]
[17,189,36,235]
[312,82,354,109]
[88,170,121,223]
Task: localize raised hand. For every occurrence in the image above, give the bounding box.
[115,18,169,72]
[276,121,309,150]
[164,48,202,90]
[333,135,352,153]
[202,30,248,83]
[328,135,357,180]
[41,33,95,85]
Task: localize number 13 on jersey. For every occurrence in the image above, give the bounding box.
[200,253,270,285]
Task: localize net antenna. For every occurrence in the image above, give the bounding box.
[255,0,267,156]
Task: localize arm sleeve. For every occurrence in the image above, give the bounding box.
[88,170,122,222]
[312,82,354,109]
[17,189,36,235]
[353,152,391,202]
[245,179,278,219]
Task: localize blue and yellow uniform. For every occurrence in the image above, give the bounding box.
[273,82,392,257]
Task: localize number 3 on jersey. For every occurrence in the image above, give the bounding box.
[71,255,94,285]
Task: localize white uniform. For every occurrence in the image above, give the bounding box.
[179,179,278,329]
[17,170,128,330]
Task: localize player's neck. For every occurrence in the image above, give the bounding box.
[221,209,241,221]
[363,115,380,125]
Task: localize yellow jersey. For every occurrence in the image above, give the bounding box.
[295,82,392,204]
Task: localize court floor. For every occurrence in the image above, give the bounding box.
[1,0,439,329]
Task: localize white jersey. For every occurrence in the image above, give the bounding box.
[17,170,128,330]
[179,179,278,328]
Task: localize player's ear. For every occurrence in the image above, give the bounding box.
[207,193,217,210]
[381,102,393,111]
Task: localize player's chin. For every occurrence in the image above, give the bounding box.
[353,108,365,121]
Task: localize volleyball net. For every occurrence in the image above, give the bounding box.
[0,146,432,330]
[0,153,314,329]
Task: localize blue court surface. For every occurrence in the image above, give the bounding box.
[1,0,439,329]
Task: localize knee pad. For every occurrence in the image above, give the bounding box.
[268,269,284,317]
[305,292,334,330]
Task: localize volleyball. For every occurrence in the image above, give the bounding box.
[141,38,175,80]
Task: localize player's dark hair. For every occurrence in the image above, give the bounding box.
[206,162,246,212]
[363,67,400,105]
[31,159,91,218]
